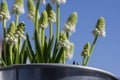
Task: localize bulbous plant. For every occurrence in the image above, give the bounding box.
[0,0,105,66]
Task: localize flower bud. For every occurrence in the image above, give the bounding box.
[96,17,105,31]
[11,0,24,14]
[93,17,106,37]
[46,3,56,23]
[39,10,48,29]
[65,42,74,59]
[7,22,15,35]
[63,12,77,36]
[14,0,24,8]
[67,12,77,26]
[59,31,67,42]
[27,0,36,20]
[81,42,90,57]
[0,0,9,13]
[0,0,10,20]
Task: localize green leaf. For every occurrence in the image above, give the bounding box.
[13,44,19,64]
[6,43,11,65]
[46,36,54,62]
[54,47,64,63]
[20,39,27,64]
[43,36,48,62]
[34,30,43,63]
[52,39,59,62]
[0,58,6,66]
[26,33,35,63]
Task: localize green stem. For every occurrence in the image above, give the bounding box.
[56,4,60,41]
[82,56,86,66]
[41,28,44,49]
[35,0,41,31]
[84,35,98,66]
[3,19,6,38]
[13,12,20,64]
[2,19,7,64]
[49,23,52,40]
[15,12,19,29]
[10,45,13,65]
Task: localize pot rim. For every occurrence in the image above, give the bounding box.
[0,63,118,79]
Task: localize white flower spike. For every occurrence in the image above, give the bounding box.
[92,17,106,38]
[63,12,77,36]
[11,0,24,14]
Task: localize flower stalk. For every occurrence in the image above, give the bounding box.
[34,0,40,31]
[41,28,44,49]
[49,23,53,40]
[9,44,13,65]
[84,35,98,66]
[82,17,105,66]
[3,19,6,38]
[56,4,60,41]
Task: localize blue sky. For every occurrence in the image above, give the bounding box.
[0,0,120,77]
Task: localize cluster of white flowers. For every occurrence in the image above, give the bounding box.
[39,24,48,29]
[92,28,106,37]
[58,39,74,59]
[14,30,26,40]
[58,31,74,60]
[63,22,75,36]
[92,17,106,38]
[65,42,74,59]
[63,12,77,36]
[0,11,10,21]
[5,34,18,44]
[28,12,35,20]
[58,39,70,49]
[11,4,24,14]
[51,0,66,5]
[48,12,56,23]
[0,0,10,21]
[46,3,56,23]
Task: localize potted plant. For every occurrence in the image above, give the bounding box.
[0,0,119,80]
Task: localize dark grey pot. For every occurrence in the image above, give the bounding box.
[0,64,118,80]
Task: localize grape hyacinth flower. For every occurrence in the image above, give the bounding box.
[58,31,70,49]
[27,0,36,20]
[63,12,77,36]
[5,22,17,44]
[11,0,24,14]
[0,0,10,21]
[46,3,56,23]
[92,17,106,37]
[65,42,74,60]
[81,42,90,57]
[81,42,90,66]
[51,0,66,5]
[39,10,48,29]
[14,21,26,40]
